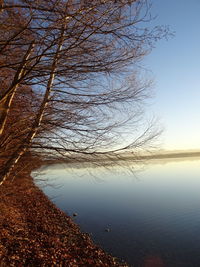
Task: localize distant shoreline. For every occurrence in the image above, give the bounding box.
[40,151,200,169]
[132,151,200,161]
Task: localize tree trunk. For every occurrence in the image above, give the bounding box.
[0,20,66,185]
[0,43,34,135]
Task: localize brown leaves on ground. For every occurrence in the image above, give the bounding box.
[0,175,128,266]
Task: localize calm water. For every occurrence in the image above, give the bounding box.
[34,158,200,266]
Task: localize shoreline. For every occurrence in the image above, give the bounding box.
[0,174,127,266]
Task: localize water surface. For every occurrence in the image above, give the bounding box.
[34,159,200,266]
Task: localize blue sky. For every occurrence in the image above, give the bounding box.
[143,0,200,150]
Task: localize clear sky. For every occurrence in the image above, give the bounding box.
[143,0,200,151]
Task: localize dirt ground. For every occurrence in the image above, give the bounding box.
[0,174,128,266]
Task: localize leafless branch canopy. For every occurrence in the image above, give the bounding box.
[0,0,168,184]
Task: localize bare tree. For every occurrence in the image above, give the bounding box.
[0,0,168,185]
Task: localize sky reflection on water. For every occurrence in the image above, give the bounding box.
[34,159,200,266]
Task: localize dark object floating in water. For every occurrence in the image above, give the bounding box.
[105,228,111,232]
[73,213,78,217]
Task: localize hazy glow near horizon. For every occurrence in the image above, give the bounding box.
[144,0,200,150]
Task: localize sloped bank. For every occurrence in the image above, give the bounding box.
[0,174,127,266]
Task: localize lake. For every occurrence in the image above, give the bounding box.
[34,158,200,266]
